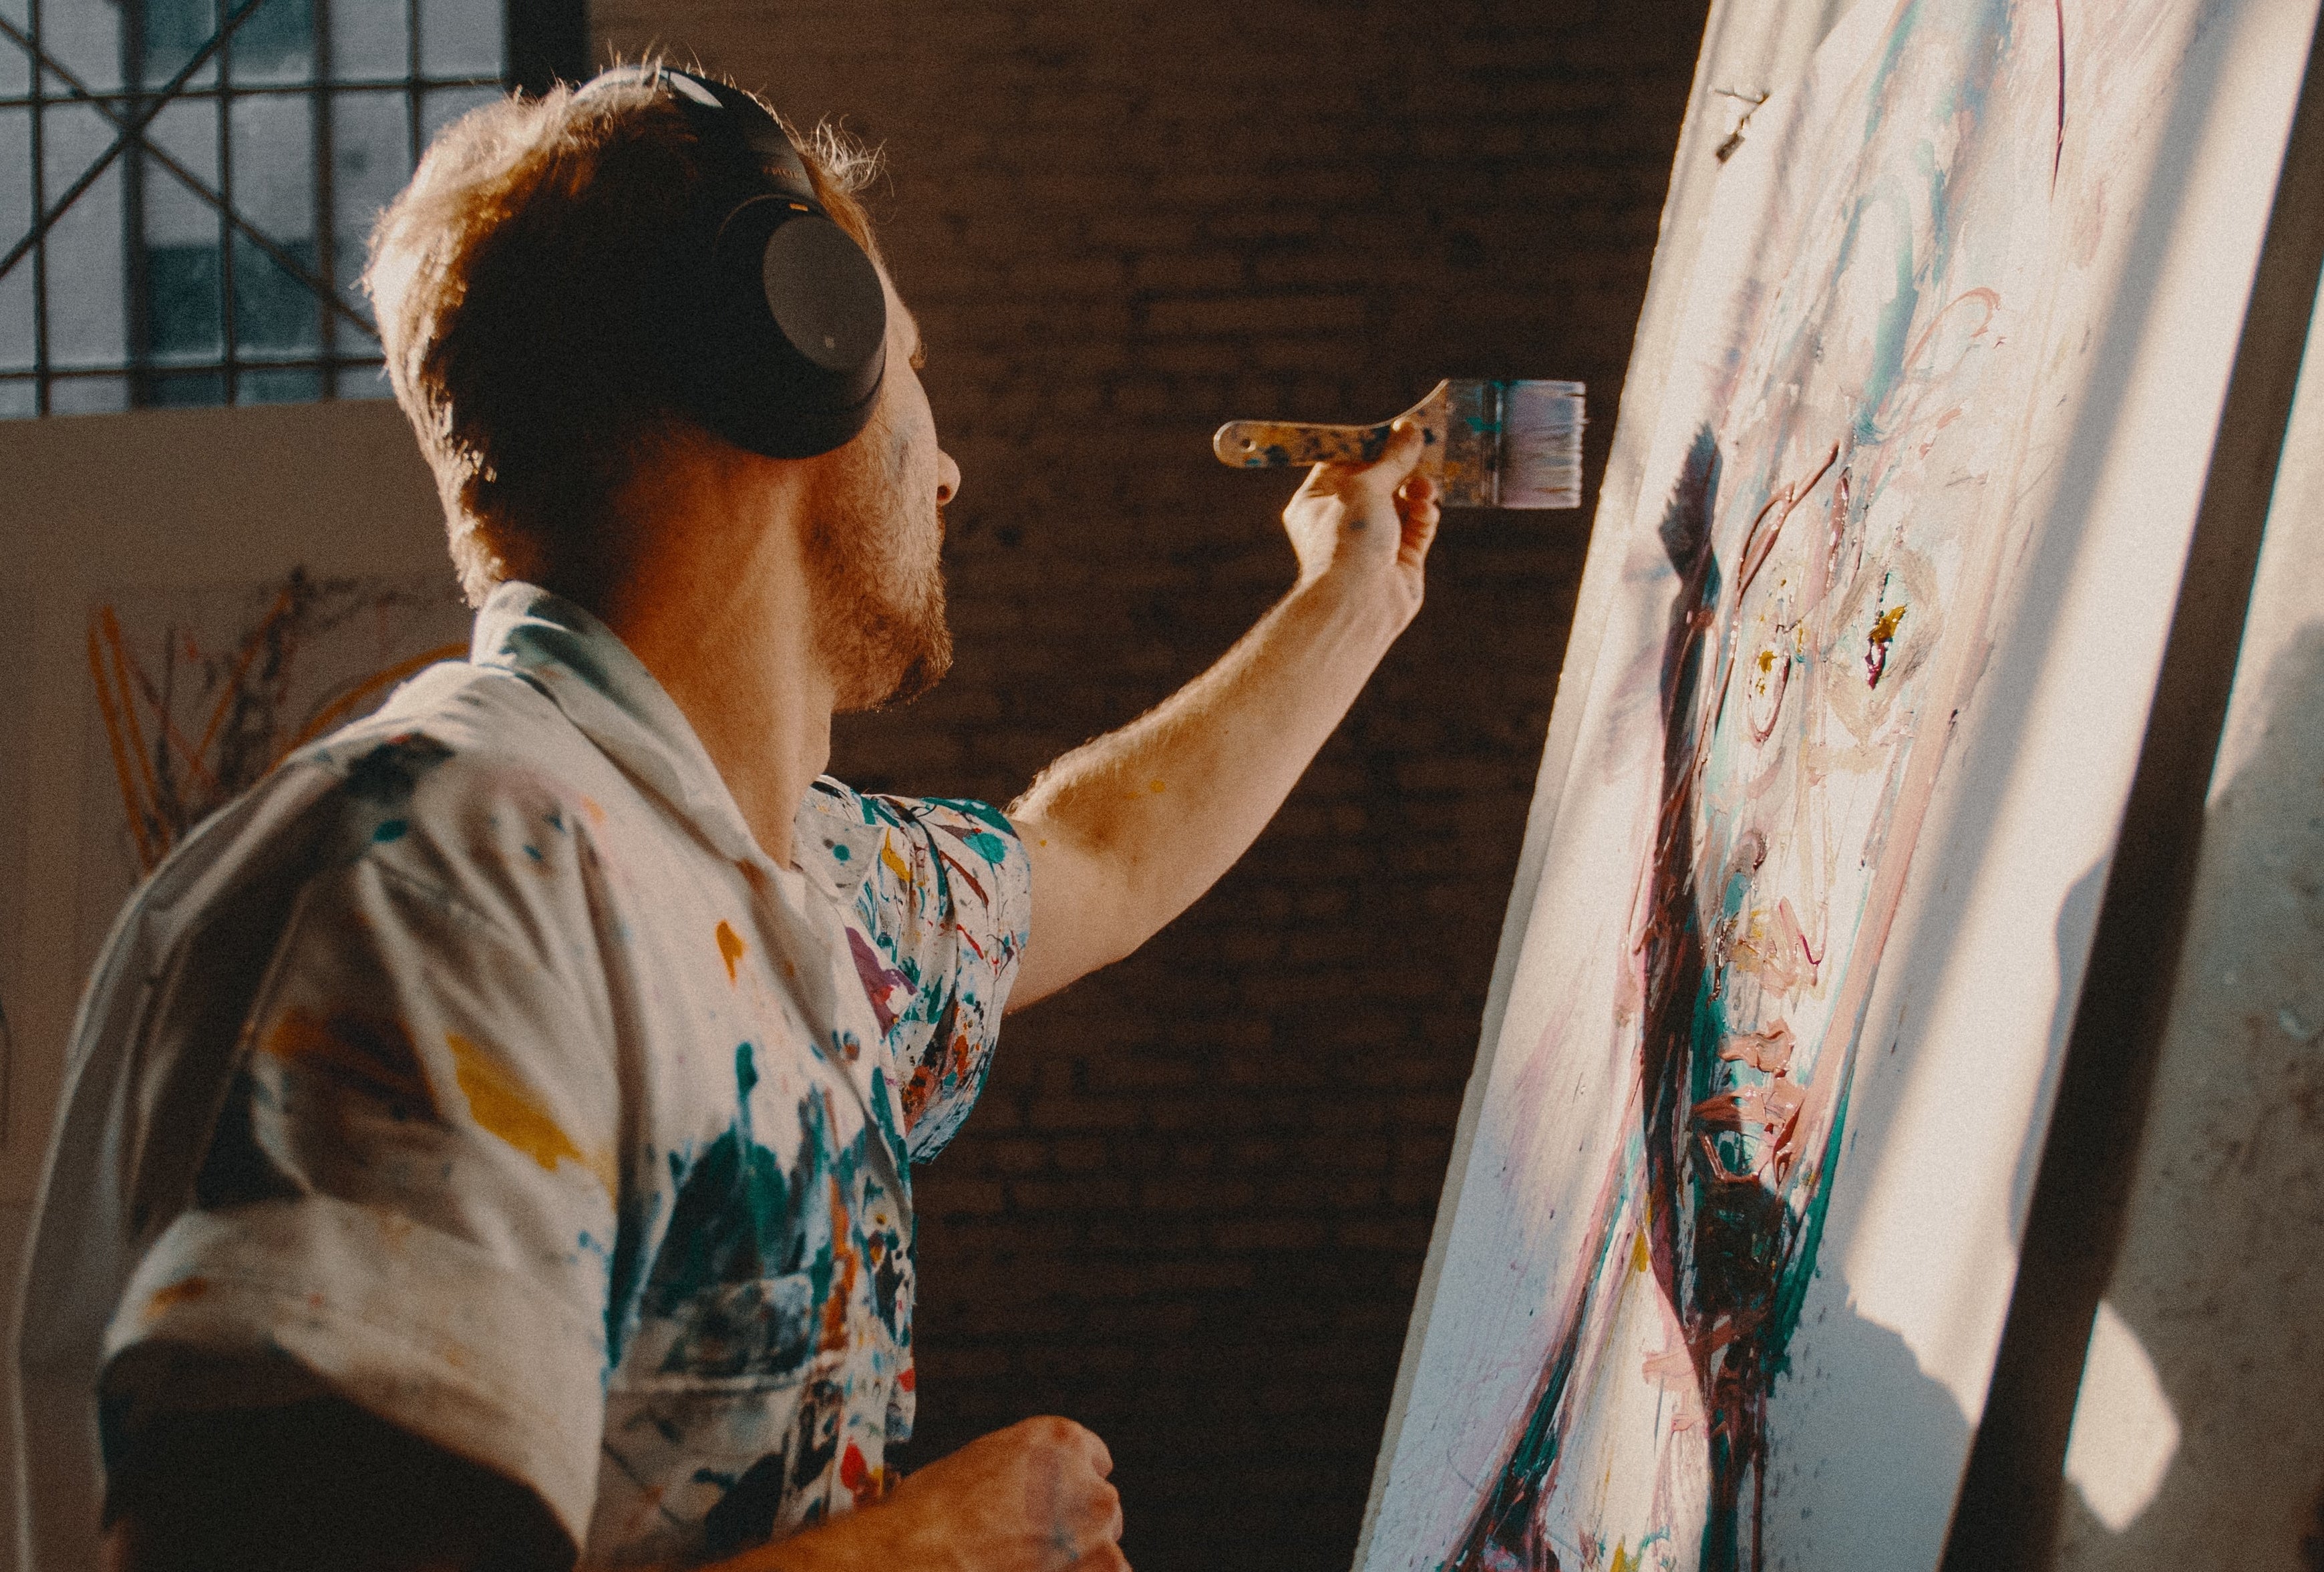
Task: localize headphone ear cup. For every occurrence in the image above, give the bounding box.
[695,200,888,459]
[758,216,887,379]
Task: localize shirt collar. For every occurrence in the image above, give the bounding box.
[467,581,879,900]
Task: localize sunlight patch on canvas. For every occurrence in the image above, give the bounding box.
[2063,1300,2180,1532]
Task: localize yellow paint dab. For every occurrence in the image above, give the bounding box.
[1869,604,1908,642]
[580,796,607,826]
[446,1032,615,1198]
[142,1276,210,1323]
[716,919,747,984]
[1610,1545,1637,1572]
[1633,1228,1651,1273]
[880,837,913,883]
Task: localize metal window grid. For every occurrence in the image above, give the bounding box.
[0,0,585,416]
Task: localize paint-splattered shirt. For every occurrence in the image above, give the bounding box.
[17,583,1032,1570]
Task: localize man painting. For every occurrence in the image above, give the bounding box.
[19,63,1440,1572]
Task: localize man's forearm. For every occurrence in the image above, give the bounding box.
[1007,570,1409,1001]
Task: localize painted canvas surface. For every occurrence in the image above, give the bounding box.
[1357,0,2315,1567]
[74,569,469,979]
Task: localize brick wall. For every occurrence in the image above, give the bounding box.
[589,5,1706,1568]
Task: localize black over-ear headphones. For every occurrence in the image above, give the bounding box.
[575,64,888,460]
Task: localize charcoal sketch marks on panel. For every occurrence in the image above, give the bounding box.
[75,567,471,975]
[86,567,468,875]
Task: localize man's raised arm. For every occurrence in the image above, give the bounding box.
[1005,422,1442,1009]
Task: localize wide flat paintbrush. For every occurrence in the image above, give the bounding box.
[1212,377,1587,509]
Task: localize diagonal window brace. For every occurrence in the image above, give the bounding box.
[0,0,364,333]
[0,11,380,341]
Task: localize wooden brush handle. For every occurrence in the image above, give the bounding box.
[1212,380,1452,470]
[1212,418,1398,467]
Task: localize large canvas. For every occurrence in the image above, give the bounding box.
[1357,0,2317,1567]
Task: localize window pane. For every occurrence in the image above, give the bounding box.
[0,108,29,369]
[151,367,224,405]
[230,0,314,86]
[331,0,408,81]
[138,96,223,361]
[420,83,499,148]
[333,360,389,399]
[226,93,316,353]
[49,372,125,412]
[0,262,30,372]
[231,228,317,353]
[0,0,29,98]
[146,243,222,357]
[142,96,219,243]
[41,0,122,93]
[228,91,311,236]
[138,0,218,90]
[0,377,33,417]
[418,0,500,79]
[242,365,317,402]
[330,88,407,318]
[41,102,125,368]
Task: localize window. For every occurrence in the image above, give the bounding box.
[1,0,584,416]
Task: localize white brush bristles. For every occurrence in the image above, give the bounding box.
[1498,379,1587,509]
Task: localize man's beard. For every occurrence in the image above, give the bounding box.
[801,404,954,713]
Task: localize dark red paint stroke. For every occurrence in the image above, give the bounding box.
[846,927,915,1034]
[931,844,990,905]
[2053,0,2067,190]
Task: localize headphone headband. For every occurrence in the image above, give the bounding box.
[575,65,817,204]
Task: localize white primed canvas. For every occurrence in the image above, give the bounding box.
[1357,0,2320,1566]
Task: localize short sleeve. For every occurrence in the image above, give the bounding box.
[820,785,1031,1163]
[99,838,621,1550]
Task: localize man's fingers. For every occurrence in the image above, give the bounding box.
[1374,418,1429,486]
[1314,420,1427,488]
[1075,1424,1115,1478]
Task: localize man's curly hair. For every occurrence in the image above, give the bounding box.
[363,66,884,606]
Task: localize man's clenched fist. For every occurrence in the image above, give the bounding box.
[749,1416,1128,1572]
